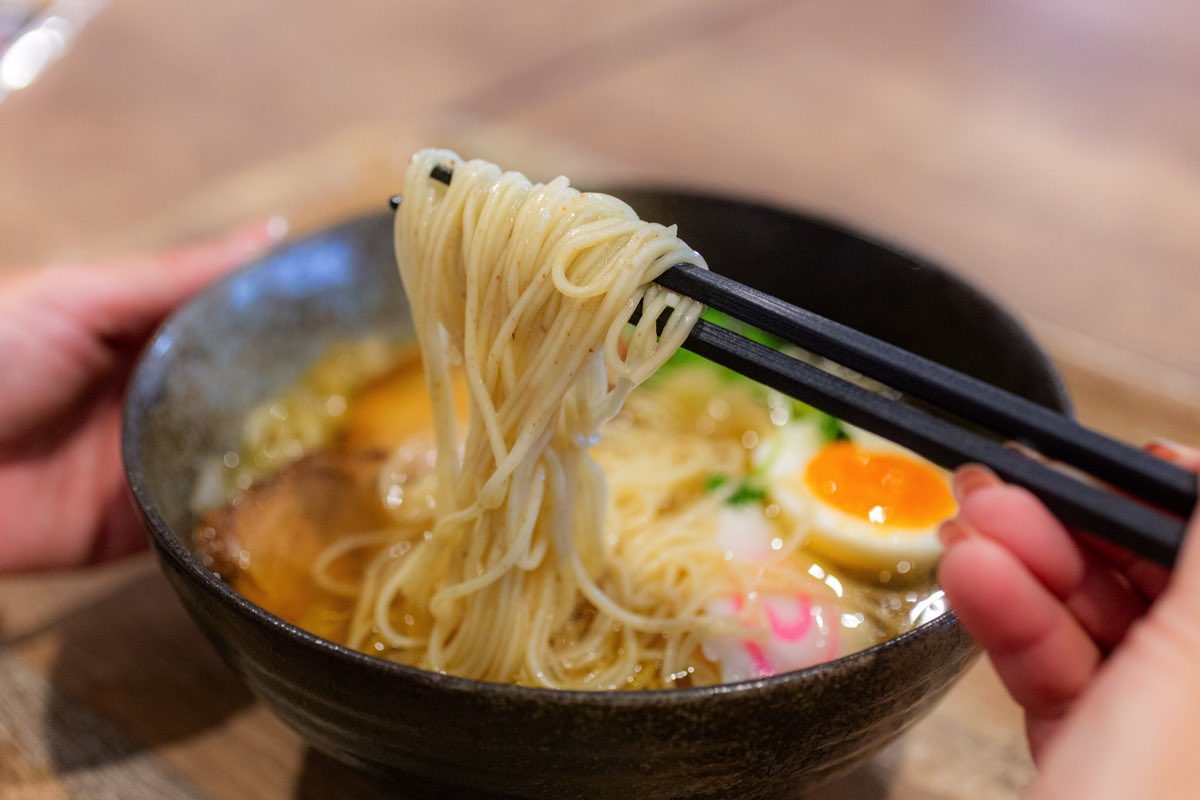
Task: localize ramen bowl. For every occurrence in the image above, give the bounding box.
[123,189,1069,800]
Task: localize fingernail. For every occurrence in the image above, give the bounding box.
[939,518,972,547]
[1146,441,1175,459]
[225,216,288,259]
[952,464,999,504]
[265,215,289,242]
[1147,438,1200,471]
[1148,438,1191,459]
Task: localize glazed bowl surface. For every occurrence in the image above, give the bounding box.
[123,189,1069,800]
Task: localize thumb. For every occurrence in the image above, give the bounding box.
[60,216,288,342]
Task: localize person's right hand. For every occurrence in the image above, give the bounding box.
[938,442,1200,799]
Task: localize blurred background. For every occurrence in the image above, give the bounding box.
[0,0,1197,797]
[2,0,1197,446]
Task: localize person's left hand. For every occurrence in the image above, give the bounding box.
[0,219,286,572]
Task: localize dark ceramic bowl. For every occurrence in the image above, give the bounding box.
[123,189,1070,800]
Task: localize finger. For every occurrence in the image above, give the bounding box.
[958,483,1147,650]
[56,217,287,340]
[952,467,1080,594]
[1079,441,1200,600]
[993,443,1162,596]
[993,439,1192,602]
[939,534,1101,722]
[1075,532,1170,600]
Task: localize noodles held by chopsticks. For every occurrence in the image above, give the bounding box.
[337,149,720,686]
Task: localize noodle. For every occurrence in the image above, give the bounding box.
[341,149,713,687]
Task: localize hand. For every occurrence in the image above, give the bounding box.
[938,443,1200,799]
[0,219,286,572]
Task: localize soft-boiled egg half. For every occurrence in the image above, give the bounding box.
[762,422,956,576]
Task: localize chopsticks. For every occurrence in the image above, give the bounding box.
[389,169,1198,567]
[653,265,1199,520]
[672,315,1191,566]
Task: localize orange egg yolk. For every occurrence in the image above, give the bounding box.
[802,441,956,528]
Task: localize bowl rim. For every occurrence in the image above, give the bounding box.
[122,187,1070,708]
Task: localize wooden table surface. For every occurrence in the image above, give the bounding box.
[1,1,1197,797]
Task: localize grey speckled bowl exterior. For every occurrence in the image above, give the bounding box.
[123,190,1070,800]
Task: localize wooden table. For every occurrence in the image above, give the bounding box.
[1,1,1196,796]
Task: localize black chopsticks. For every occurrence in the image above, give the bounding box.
[653,265,1198,519]
[392,166,1198,567]
[672,315,1190,566]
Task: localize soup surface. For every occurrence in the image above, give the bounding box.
[194,336,950,689]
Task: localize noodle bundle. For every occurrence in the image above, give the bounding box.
[346,149,716,687]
